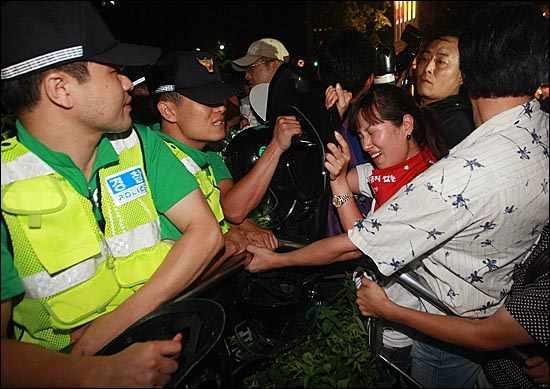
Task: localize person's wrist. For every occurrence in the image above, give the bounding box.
[332,192,353,208]
[337,105,347,119]
[331,179,353,199]
[330,175,348,187]
[276,252,290,268]
[268,139,285,155]
[79,356,107,387]
[380,300,399,321]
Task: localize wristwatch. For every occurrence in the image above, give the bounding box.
[332,193,353,208]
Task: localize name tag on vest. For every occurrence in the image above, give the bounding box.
[105,167,148,206]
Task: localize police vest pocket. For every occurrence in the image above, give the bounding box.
[46,263,121,329]
[2,176,102,274]
[113,241,172,287]
[2,175,66,216]
[13,297,51,336]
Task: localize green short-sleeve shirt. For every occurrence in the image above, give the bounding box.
[206,151,232,183]
[1,221,23,301]
[155,130,232,183]
[1,122,198,298]
[155,130,234,240]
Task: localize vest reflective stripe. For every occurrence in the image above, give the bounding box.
[179,156,201,175]
[164,141,230,234]
[1,151,55,186]
[2,132,169,349]
[102,129,162,258]
[21,241,109,299]
[109,129,140,155]
[106,219,161,258]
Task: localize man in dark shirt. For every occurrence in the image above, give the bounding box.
[318,30,376,236]
[416,34,475,149]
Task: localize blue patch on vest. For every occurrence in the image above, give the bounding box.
[105,167,147,206]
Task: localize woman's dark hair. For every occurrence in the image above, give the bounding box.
[348,84,449,159]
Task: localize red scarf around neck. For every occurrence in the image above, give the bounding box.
[369,148,436,210]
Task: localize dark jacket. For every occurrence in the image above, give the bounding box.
[423,94,475,149]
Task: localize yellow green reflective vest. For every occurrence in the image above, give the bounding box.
[1,130,172,351]
[164,141,230,234]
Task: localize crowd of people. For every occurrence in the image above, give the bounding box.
[1,1,548,388]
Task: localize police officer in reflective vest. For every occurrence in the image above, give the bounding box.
[1,2,223,386]
[149,50,282,251]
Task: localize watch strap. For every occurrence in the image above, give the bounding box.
[332,193,353,208]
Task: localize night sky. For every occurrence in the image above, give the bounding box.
[96,1,309,61]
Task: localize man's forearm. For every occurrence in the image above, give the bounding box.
[74,225,223,355]
[1,339,97,387]
[381,303,531,351]
[222,141,283,223]
[119,224,222,314]
[122,226,222,317]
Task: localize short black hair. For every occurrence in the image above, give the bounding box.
[150,91,181,123]
[156,91,181,105]
[1,62,90,115]
[318,30,376,96]
[421,7,465,45]
[459,4,548,98]
[420,29,461,54]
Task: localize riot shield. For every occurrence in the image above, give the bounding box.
[97,298,226,388]
[225,63,330,244]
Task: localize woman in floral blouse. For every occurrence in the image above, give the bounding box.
[325,83,448,230]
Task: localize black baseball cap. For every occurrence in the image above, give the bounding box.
[1,1,161,80]
[150,51,236,107]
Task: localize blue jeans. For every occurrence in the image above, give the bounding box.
[411,337,483,388]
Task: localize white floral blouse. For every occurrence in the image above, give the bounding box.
[349,99,549,317]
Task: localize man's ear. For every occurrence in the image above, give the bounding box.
[458,71,463,85]
[402,113,414,136]
[157,100,178,123]
[42,71,75,109]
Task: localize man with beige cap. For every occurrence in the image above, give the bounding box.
[232,38,290,128]
[233,37,290,87]
[224,38,303,230]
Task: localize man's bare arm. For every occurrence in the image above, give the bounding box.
[236,218,278,249]
[196,226,250,282]
[220,116,302,223]
[356,278,534,351]
[2,299,181,387]
[72,189,223,355]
